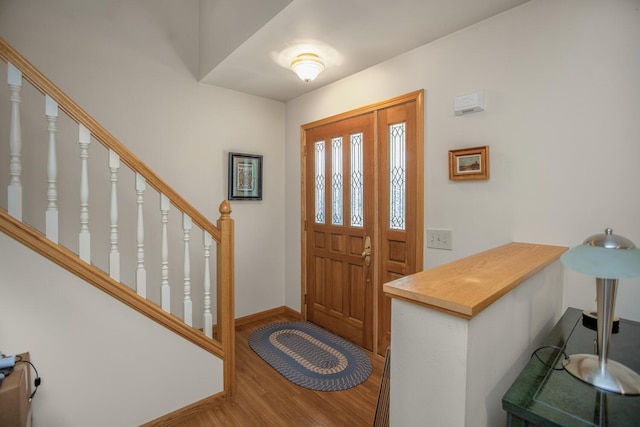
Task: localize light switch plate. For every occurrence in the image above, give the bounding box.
[427,229,452,250]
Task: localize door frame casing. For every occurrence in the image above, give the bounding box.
[300,90,424,356]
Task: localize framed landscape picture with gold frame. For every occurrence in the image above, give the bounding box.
[228,152,263,200]
[448,146,489,181]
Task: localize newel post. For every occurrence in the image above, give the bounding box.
[217,199,235,397]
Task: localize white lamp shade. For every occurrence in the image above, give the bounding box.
[291,53,324,82]
[561,245,640,279]
[561,228,640,279]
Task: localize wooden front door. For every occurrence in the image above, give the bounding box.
[302,91,423,355]
[304,113,376,350]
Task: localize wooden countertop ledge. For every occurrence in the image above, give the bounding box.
[383,242,568,319]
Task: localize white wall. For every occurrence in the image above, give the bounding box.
[0,233,223,427]
[389,259,564,426]
[0,0,286,319]
[284,0,640,321]
[465,261,564,426]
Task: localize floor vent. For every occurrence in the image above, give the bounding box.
[373,347,390,427]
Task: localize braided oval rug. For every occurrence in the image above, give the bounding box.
[248,321,373,391]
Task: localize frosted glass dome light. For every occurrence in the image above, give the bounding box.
[291,53,325,82]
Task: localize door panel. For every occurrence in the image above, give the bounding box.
[305,113,375,350]
[302,91,423,355]
[377,100,422,356]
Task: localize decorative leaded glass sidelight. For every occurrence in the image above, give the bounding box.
[350,132,364,227]
[314,140,325,223]
[331,137,343,225]
[389,122,406,230]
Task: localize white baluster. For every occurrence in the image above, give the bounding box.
[78,124,91,263]
[135,173,146,297]
[7,63,22,220]
[160,194,170,313]
[183,214,192,326]
[203,231,213,338]
[45,95,59,243]
[108,150,120,281]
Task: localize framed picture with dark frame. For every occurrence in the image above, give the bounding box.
[228,152,263,200]
[448,145,490,181]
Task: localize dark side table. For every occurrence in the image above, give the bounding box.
[502,307,640,426]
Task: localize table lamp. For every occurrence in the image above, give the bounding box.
[561,228,640,395]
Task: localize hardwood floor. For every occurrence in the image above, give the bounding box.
[170,314,384,426]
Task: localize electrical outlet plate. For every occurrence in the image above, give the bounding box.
[427,229,452,250]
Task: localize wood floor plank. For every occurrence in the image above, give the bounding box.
[167,314,384,426]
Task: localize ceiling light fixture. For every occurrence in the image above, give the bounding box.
[290,53,324,82]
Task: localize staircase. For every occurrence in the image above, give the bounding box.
[0,37,235,424]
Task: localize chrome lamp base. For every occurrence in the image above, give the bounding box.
[563,354,640,395]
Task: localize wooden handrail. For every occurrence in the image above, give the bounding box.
[0,37,220,243]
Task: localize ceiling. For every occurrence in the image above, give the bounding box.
[198,0,530,102]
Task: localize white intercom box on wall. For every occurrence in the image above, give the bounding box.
[454,90,485,115]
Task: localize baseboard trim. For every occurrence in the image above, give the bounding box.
[283,306,303,320]
[141,391,227,426]
[204,307,303,336]
[236,306,302,326]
